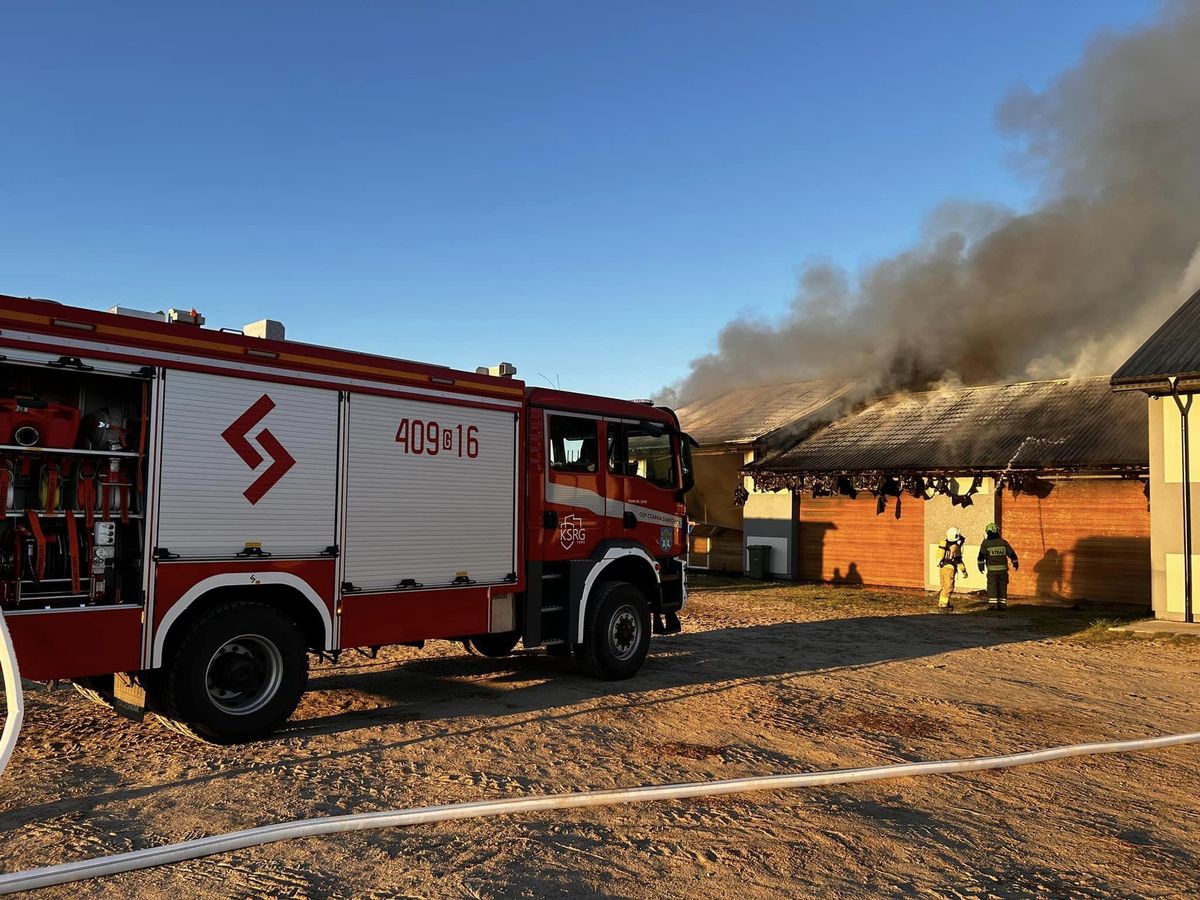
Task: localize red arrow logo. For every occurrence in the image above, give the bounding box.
[221,395,296,504]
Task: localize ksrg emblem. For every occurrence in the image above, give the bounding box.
[559,513,587,551]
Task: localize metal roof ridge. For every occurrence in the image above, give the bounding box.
[867,374,1111,405]
[674,376,857,412]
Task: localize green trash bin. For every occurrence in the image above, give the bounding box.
[747,544,772,580]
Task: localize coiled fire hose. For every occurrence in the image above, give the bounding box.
[0,607,1197,894]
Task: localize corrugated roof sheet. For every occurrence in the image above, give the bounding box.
[1113,287,1200,389]
[753,376,1147,473]
[675,379,858,447]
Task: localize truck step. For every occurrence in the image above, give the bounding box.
[541,573,564,580]
[540,605,565,614]
[542,638,566,647]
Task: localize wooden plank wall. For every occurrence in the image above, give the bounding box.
[688,530,744,574]
[1002,478,1150,604]
[687,448,748,574]
[797,493,925,588]
[686,449,745,531]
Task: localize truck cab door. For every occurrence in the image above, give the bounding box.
[540,412,606,560]
[605,419,683,556]
[603,419,628,541]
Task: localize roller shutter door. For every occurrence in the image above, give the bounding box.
[343,394,518,592]
[797,494,924,588]
[157,370,339,557]
[1002,478,1149,603]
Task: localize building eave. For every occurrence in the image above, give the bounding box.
[1111,373,1200,395]
[743,463,1148,487]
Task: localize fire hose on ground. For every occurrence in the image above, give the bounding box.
[0,611,22,793]
[0,609,1197,894]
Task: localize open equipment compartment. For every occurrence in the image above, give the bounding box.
[0,358,151,610]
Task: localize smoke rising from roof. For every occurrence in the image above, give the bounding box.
[663,4,1200,406]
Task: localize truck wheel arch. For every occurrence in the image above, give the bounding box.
[575,547,660,645]
[152,573,334,668]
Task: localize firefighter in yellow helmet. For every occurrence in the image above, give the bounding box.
[978,522,1019,609]
[936,526,968,610]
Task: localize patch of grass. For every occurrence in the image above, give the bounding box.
[1150,633,1200,648]
[688,577,1189,646]
[959,602,1155,642]
[800,586,930,615]
[688,578,1200,651]
[687,574,782,593]
[950,603,1200,647]
[1063,617,1141,644]
[1064,618,1200,648]
[689,575,932,614]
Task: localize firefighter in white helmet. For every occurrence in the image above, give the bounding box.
[936,526,968,610]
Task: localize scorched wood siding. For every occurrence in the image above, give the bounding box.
[1002,478,1150,604]
[797,494,925,588]
[687,449,747,574]
[686,450,745,531]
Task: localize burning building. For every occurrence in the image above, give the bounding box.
[741,376,1150,605]
[661,5,1198,606]
[675,379,857,575]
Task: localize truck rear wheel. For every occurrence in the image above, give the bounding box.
[153,601,308,744]
[579,580,650,680]
[464,632,520,658]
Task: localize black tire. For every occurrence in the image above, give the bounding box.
[579,580,651,680]
[152,601,308,744]
[464,632,521,658]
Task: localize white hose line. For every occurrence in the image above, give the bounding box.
[1,730,1198,894]
[0,610,23,784]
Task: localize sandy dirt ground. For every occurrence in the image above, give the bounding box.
[1,579,1199,898]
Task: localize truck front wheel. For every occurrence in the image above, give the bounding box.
[579,580,650,680]
[153,601,308,743]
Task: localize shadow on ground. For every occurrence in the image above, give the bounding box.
[0,602,1126,833]
[290,612,1018,735]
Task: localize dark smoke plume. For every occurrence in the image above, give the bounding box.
[663,3,1200,406]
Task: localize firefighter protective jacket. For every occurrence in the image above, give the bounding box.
[978,536,1019,572]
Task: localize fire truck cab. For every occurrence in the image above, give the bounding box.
[523,389,689,663]
[0,295,692,742]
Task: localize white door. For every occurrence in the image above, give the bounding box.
[343,394,518,591]
[156,370,339,557]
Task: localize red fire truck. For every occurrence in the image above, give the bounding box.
[0,294,691,742]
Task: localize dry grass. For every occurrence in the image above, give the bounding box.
[689,574,929,615]
[687,573,1183,646]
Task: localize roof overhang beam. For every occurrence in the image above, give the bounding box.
[1112,374,1200,395]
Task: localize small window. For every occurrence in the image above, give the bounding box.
[549,415,599,473]
[609,421,676,489]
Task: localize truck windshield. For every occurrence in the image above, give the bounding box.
[610,421,676,489]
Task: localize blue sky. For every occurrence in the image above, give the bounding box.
[0,1,1158,398]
